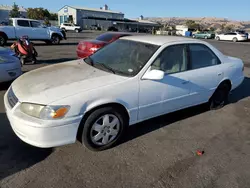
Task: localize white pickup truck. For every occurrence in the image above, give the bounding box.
[0,18,66,46]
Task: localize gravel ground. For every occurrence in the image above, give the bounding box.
[0,32,250,188]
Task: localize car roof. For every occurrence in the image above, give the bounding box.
[120,35,200,46]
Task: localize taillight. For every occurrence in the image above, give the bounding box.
[89,44,103,52]
[78,42,86,50]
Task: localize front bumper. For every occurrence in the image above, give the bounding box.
[4,91,82,148]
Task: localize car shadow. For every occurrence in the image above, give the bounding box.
[0,81,12,91]
[120,76,250,146]
[0,113,53,181]
[120,104,208,145]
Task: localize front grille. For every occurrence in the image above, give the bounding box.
[7,87,18,108]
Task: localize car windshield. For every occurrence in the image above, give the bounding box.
[87,39,159,77]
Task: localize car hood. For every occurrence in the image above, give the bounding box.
[11,59,127,104]
[0,47,15,56]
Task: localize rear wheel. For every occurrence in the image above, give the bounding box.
[81,106,127,151]
[209,83,230,110]
[204,36,208,39]
[75,29,79,33]
[0,35,6,46]
[233,37,238,42]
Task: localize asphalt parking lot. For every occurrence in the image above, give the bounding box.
[1,32,250,188]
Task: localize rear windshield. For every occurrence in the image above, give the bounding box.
[96,33,117,42]
[8,19,13,26]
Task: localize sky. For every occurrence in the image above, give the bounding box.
[1,0,250,21]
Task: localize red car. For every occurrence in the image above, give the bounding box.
[76,32,133,58]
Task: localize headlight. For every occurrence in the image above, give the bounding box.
[20,103,70,120]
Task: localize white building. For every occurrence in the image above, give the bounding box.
[175,25,189,36]
[0,5,27,23]
[58,5,124,28]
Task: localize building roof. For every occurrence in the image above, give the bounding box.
[120,35,200,45]
[60,5,124,15]
[0,5,27,12]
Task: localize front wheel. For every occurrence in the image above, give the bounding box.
[204,36,208,39]
[216,36,220,41]
[51,35,61,45]
[75,29,80,33]
[81,106,127,151]
[209,83,230,110]
[0,35,6,46]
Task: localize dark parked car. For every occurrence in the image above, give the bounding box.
[107,26,118,32]
[90,25,101,31]
[77,32,133,58]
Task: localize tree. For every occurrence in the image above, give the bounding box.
[185,20,200,30]
[225,24,234,32]
[209,27,215,32]
[9,2,20,18]
[27,8,57,20]
[50,13,58,21]
[220,23,226,32]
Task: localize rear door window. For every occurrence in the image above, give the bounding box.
[188,44,221,70]
[17,20,30,27]
[30,21,42,28]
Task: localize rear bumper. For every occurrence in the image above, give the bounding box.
[76,49,92,59]
[237,37,247,41]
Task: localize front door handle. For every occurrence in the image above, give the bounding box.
[218,73,222,76]
[182,81,189,85]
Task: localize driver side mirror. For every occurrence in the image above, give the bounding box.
[142,69,164,80]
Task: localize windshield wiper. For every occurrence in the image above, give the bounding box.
[96,63,116,74]
[84,57,93,66]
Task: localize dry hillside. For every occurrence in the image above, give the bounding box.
[145,17,250,30]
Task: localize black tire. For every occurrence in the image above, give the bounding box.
[81,106,128,151]
[233,37,238,42]
[216,36,220,41]
[61,28,66,32]
[20,58,25,66]
[51,34,61,45]
[0,35,6,46]
[209,83,230,110]
[31,57,37,64]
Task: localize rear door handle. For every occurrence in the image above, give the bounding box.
[182,81,189,85]
[218,73,222,76]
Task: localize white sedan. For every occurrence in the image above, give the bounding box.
[215,32,248,42]
[4,36,244,151]
[0,53,22,83]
